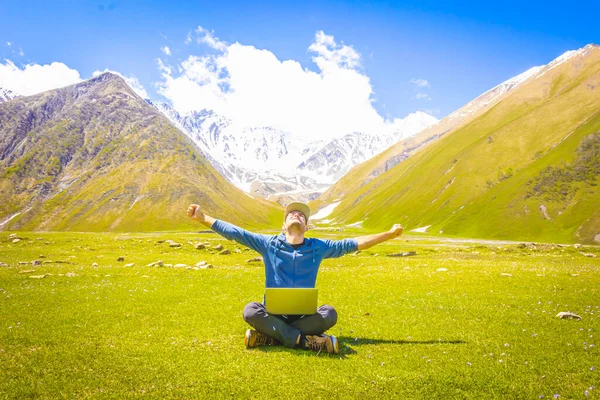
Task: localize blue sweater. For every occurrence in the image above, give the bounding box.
[211,219,358,288]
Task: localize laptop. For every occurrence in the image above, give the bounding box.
[265,288,318,315]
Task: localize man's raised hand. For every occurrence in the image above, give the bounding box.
[390,224,403,238]
[187,204,204,222]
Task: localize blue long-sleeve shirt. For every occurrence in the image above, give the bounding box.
[211,219,358,288]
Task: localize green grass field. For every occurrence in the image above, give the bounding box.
[1,231,599,399]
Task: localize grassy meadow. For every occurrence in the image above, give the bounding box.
[1,231,599,399]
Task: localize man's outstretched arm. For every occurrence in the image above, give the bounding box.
[186,204,269,254]
[355,224,403,250]
[187,204,216,228]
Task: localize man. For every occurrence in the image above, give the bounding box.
[187,201,403,354]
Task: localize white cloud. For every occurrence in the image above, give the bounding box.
[161,46,171,56]
[410,78,430,87]
[6,42,11,47]
[92,69,149,98]
[195,25,227,51]
[414,92,431,101]
[157,29,396,141]
[0,60,81,95]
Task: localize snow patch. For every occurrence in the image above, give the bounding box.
[347,220,364,228]
[311,201,342,220]
[0,212,21,226]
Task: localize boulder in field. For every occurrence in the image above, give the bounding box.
[12,239,21,244]
[218,249,231,255]
[247,257,263,263]
[194,243,205,250]
[195,261,207,267]
[556,311,582,320]
[213,244,223,250]
[0,262,8,267]
[169,243,182,248]
[32,260,42,266]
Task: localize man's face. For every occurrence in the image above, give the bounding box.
[284,210,307,232]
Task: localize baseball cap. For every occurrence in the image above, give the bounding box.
[284,202,311,221]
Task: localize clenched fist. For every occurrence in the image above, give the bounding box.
[389,224,403,238]
[187,204,205,222]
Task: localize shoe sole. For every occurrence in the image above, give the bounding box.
[331,335,339,354]
[244,329,252,349]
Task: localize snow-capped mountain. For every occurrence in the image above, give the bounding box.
[0,87,19,103]
[147,100,438,203]
[298,111,438,182]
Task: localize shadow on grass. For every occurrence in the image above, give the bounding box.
[254,337,466,358]
[338,336,466,355]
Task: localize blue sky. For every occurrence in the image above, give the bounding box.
[1,0,598,127]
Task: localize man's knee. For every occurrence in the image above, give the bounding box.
[243,302,265,324]
[318,304,338,328]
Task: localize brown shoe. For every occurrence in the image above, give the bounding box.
[244,329,279,348]
[304,334,339,354]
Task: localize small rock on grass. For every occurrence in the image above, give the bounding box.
[0,262,9,267]
[218,249,231,255]
[147,260,163,267]
[194,243,205,250]
[12,239,21,244]
[437,268,448,272]
[124,263,135,267]
[213,244,223,251]
[32,260,42,266]
[29,274,50,279]
[247,257,263,263]
[556,311,582,320]
[18,261,29,265]
[581,253,597,258]
[388,251,417,257]
[174,264,187,268]
[66,272,77,277]
[117,256,125,262]
[501,273,513,277]
[92,263,99,267]
[19,270,35,274]
[169,243,182,248]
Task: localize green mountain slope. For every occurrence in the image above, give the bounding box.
[311,63,538,212]
[321,44,600,244]
[0,73,281,231]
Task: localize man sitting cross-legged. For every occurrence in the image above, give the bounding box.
[187,201,403,354]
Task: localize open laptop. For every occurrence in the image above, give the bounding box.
[265,288,318,315]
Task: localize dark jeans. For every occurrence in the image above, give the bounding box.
[243,302,338,348]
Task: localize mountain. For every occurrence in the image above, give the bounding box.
[146,100,329,203]
[297,111,438,183]
[315,44,600,244]
[311,66,542,212]
[0,87,19,103]
[148,102,437,203]
[0,73,282,231]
